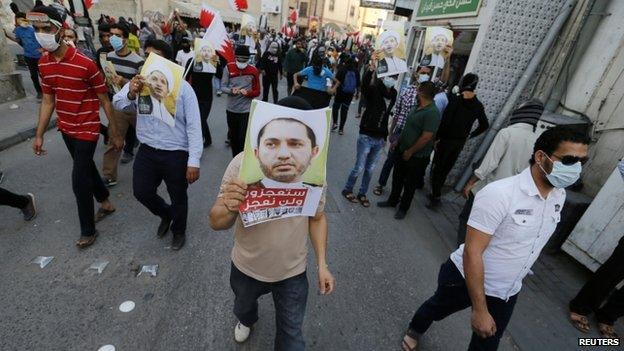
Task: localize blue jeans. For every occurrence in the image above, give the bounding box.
[409,259,518,351]
[230,263,308,351]
[212,76,221,92]
[344,134,386,196]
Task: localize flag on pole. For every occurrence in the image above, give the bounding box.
[200,4,235,63]
[85,0,99,10]
[228,0,248,12]
[288,7,298,24]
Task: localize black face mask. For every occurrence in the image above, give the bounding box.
[182,45,190,52]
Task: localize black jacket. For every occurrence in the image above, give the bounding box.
[359,70,397,140]
[436,93,489,141]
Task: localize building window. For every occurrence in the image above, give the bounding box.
[299,2,308,18]
[350,6,355,17]
[329,0,335,11]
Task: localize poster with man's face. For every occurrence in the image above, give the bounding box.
[193,38,218,73]
[238,100,331,227]
[375,21,408,78]
[100,53,120,93]
[137,52,184,127]
[422,27,454,69]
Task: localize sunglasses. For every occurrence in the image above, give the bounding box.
[550,153,588,165]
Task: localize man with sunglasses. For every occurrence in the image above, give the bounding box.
[400,126,589,351]
[30,5,122,249]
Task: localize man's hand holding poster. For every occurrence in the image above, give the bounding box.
[100,53,120,93]
[238,100,331,227]
[137,52,184,127]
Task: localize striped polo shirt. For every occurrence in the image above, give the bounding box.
[39,46,108,142]
[106,50,144,80]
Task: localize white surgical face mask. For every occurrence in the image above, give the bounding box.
[539,154,582,189]
[418,74,430,83]
[383,77,397,88]
[236,61,248,70]
[35,31,61,52]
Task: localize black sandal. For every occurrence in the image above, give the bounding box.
[76,231,98,249]
[373,185,383,196]
[95,207,116,223]
[357,195,371,208]
[341,190,359,203]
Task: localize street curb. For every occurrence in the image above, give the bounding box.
[0,119,57,152]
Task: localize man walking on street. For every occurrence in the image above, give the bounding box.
[209,96,335,351]
[378,81,440,219]
[427,73,489,209]
[4,12,43,100]
[101,23,145,187]
[458,99,544,245]
[400,127,589,351]
[113,40,202,251]
[342,59,397,208]
[221,45,261,157]
[258,41,283,103]
[568,160,624,340]
[1,187,37,221]
[283,39,307,95]
[30,5,121,248]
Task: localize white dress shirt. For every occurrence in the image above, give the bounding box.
[473,123,537,193]
[450,168,566,300]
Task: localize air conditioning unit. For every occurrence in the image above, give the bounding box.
[261,0,282,14]
[536,112,592,137]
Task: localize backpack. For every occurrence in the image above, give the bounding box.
[342,70,357,94]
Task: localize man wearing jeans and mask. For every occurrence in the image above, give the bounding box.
[400,126,589,351]
[221,45,261,157]
[341,58,397,208]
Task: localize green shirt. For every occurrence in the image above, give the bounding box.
[398,102,441,157]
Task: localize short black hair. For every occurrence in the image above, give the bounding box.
[257,118,317,148]
[144,39,173,61]
[110,23,129,38]
[418,81,436,100]
[98,23,111,33]
[15,12,26,20]
[530,126,591,165]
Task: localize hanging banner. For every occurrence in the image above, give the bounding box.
[416,0,483,20]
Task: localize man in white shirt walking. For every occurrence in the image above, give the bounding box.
[400,126,589,351]
[458,99,544,246]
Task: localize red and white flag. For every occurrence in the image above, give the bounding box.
[200,4,235,63]
[228,0,248,12]
[85,0,99,10]
[288,7,298,24]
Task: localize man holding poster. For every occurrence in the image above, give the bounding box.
[209,97,335,350]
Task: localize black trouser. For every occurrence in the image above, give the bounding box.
[430,139,466,198]
[387,150,430,211]
[570,236,624,325]
[409,259,518,351]
[230,262,308,351]
[378,145,399,187]
[331,92,354,131]
[133,144,189,236]
[286,72,295,95]
[24,56,42,94]
[457,192,475,247]
[262,73,279,103]
[62,134,110,237]
[124,125,137,156]
[199,100,213,145]
[0,187,29,209]
[226,111,250,158]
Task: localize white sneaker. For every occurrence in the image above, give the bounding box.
[234,321,251,343]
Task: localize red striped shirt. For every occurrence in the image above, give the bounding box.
[39,46,108,142]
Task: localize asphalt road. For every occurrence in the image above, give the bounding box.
[0,80,517,351]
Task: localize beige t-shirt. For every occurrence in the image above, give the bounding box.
[218,154,326,282]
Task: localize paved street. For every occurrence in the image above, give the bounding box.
[0,80,519,351]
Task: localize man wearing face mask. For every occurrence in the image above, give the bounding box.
[283,40,307,95]
[100,23,145,188]
[373,68,426,196]
[221,45,261,157]
[378,81,439,219]
[427,73,489,209]
[30,6,123,249]
[175,37,194,67]
[400,126,589,351]
[342,58,397,208]
[4,12,43,100]
[258,41,283,103]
